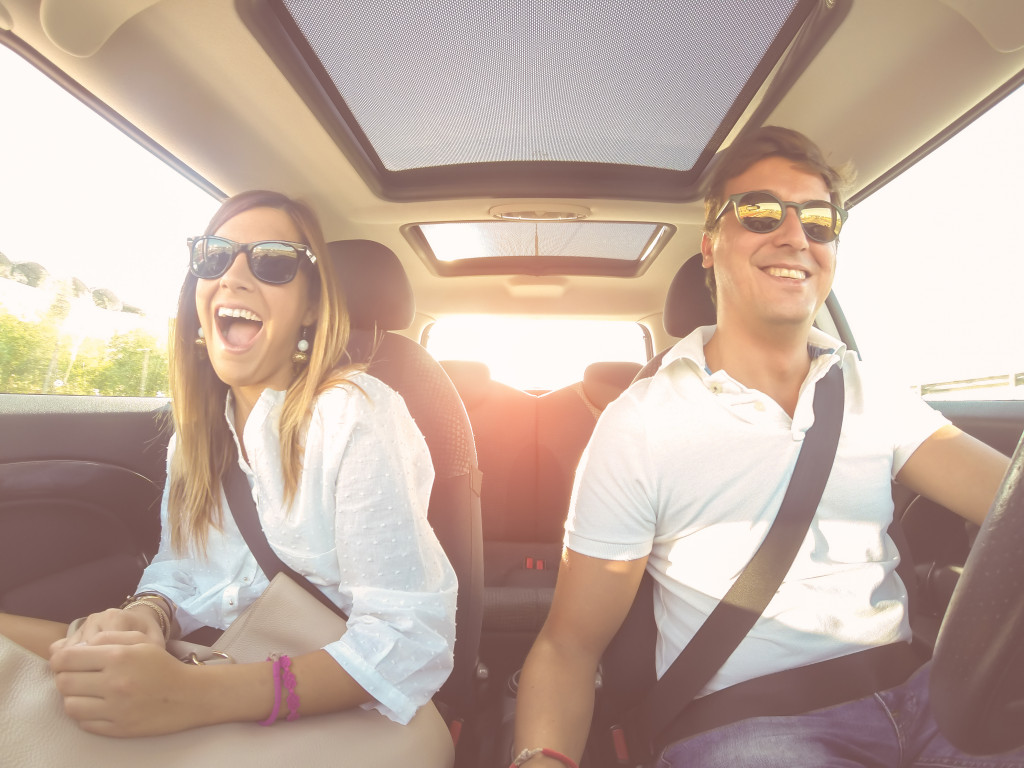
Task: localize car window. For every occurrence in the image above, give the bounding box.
[0,46,218,397]
[425,315,649,392]
[834,85,1024,401]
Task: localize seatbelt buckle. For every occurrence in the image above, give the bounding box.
[448,716,463,746]
[610,724,630,765]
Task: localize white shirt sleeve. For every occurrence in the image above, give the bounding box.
[853,362,951,477]
[135,433,209,639]
[314,382,457,724]
[564,381,659,561]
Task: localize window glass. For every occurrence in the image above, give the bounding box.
[834,85,1024,400]
[425,315,648,391]
[0,46,218,396]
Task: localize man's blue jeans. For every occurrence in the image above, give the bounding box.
[656,662,1024,767]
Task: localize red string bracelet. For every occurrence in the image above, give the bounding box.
[510,747,579,768]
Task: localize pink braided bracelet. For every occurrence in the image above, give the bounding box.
[259,654,300,726]
[280,654,300,721]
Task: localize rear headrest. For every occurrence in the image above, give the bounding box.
[440,360,492,410]
[664,253,716,338]
[327,239,415,331]
[583,361,643,411]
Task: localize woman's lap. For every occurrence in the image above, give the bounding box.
[656,662,1024,768]
[0,612,67,658]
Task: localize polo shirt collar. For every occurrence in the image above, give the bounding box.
[658,324,847,376]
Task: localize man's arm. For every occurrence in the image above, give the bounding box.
[514,549,648,767]
[895,424,1010,526]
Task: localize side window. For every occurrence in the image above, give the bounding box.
[0,46,218,396]
[834,85,1024,401]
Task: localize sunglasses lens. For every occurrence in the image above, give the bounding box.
[249,243,301,284]
[798,202,842,243]
[735,192,784,233]
[190,236,233,278]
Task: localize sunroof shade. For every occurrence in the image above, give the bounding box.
[421,221,660,261]
[406,220,672,277]
[278,0,804,174]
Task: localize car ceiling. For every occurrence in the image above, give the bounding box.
[1,0,1023,348]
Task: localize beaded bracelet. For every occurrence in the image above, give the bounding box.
[510,747,579,768]
[260,654,300,726]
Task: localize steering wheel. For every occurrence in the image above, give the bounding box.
[930,431,1024,755]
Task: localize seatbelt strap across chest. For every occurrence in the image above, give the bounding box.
[622,363,845,758]
[222,453,348,620]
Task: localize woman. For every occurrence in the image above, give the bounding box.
[1,191,457,741]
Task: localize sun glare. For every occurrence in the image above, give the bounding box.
[426,315,648,391]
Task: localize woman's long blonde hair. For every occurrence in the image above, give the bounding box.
[166,190,357,555]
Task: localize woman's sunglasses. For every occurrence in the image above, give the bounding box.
[188,236,317,284]
[715,190,848,243]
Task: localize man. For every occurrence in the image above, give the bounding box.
[512,127,1017,768]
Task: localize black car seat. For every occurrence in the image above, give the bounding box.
[328,239,483,744]
[632,253,716,381]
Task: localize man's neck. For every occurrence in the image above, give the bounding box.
[704,320,813,417]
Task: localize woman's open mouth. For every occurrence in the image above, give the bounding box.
[216,306,264,349]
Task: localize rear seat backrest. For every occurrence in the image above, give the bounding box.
[535,361,641,540]
[441,360,539,544]
[583,361,644,411]
[443,358,642,639]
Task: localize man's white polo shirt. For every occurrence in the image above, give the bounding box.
[565,325,949,695]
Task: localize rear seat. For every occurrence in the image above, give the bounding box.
[441,359,641,637]
[536,362,642,537]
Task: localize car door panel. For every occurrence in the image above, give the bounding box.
[0,395,168,621]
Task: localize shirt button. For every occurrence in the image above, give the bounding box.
[709,383,722,394]
[754,401,766,412]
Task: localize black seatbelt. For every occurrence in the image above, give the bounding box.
[618,364,845,761]
[222,453,348,620]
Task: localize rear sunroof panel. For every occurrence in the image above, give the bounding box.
[419,221,660,262]
[281,0,802,172]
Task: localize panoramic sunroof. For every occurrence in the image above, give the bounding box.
[404,220,673,277]
[251,0,817,200]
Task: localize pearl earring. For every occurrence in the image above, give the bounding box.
[292,327,312,366]
[194,326,208,360]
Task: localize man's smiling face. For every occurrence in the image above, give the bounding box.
[702,155,838,335]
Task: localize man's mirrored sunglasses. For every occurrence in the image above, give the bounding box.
[715,190,848,243]
[188,236,317,285]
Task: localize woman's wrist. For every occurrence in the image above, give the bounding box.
[120,593,177,642]
[510,747,580,768]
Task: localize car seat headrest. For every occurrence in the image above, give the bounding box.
[583,361,643,411]
[440,360,492,410]
[664,253,716,338]
[327,239,415,331]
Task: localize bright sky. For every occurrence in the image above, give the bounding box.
[1,42,1021,393]
[834,86,1024,389]
[0,46,219,320]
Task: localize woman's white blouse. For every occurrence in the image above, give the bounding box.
[137,372,458,724]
